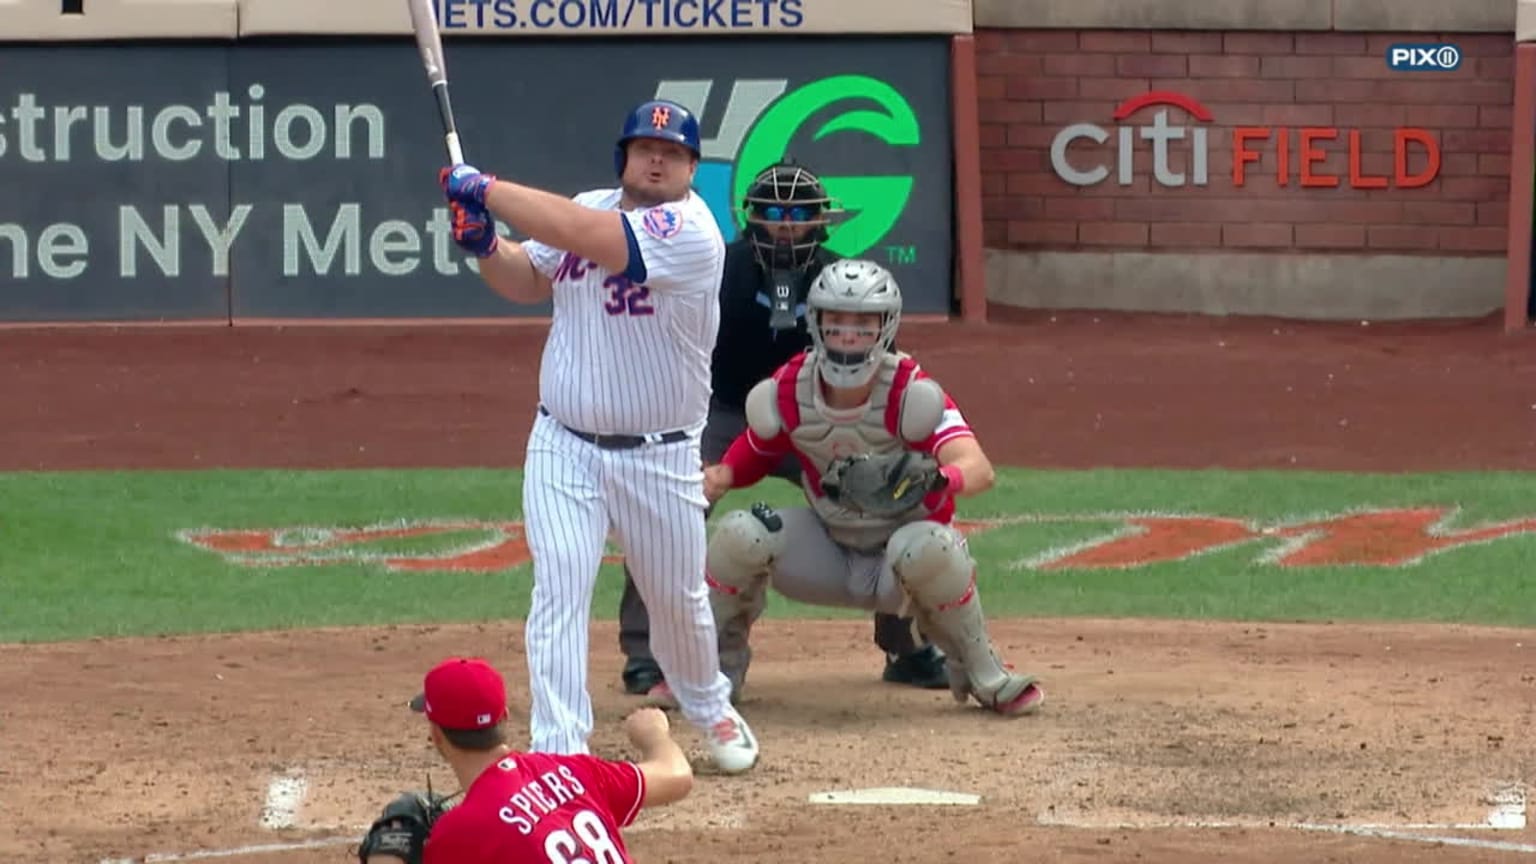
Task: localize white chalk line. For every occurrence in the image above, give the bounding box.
[98,835,356,864]
[99,768,325,864]
[626,800,747,833]
[1039,816,1536,855]
[1300,824,1536,854]
[1038,784,1530,855]
[257,771,307,831]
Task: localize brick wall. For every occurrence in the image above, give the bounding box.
[977,31,1514,255]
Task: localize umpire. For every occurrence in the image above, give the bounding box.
[616,160,949,699]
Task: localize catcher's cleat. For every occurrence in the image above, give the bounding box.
[642,681,680,710]
[992,676,1045,717]
[644,680,743,710]
[882,645,950,690]
[622,661,664,696]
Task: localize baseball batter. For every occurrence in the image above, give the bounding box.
[700,259,1046,716]
[437,99,758,774]
[357,656,694,864]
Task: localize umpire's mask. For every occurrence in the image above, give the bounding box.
[742,162,836,330]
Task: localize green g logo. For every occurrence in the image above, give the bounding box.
[730,75,921,258]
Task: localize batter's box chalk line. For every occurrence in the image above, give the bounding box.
[628,802,748,832]
[98,766,335,864]
[1036,782,1533,855]
[808,786,982,806]
[98,836,359,864]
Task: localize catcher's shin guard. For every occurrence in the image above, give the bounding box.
[705,504,785,696]
[886,521,1044,716]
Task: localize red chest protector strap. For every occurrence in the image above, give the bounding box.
[882,356,921,440]
[776,353,919,439]
[773,352,809,434]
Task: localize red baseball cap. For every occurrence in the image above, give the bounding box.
[408,657,509,731]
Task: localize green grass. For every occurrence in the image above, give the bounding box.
[2,467,1534,643]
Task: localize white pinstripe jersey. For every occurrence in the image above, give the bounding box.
[524,188,724,436]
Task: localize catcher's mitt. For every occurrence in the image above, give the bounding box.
[356,790,453,864]
[820,451,945,518]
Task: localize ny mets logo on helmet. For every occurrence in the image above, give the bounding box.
[651,105,672,130]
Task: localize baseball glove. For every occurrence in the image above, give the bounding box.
[356,790,452,864]
[820,451,945,518]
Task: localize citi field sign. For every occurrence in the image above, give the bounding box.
[652,75,920,257]
[1050,91,1442,189]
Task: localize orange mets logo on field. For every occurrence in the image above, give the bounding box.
[175,507,1536,574]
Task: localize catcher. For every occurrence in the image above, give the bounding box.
[621,159,949,702]
[358,656,693,864]
[699,259,1045,717]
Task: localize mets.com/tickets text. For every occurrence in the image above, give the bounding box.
[434,0,805,30]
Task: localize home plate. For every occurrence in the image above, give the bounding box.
[808,787,982,806]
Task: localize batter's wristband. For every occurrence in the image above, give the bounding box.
[473,173,498,208]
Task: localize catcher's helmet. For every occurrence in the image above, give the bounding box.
[614,99,701,177]
[806,259,902,389]
[742,160,836,271]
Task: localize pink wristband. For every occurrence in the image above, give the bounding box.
[939,464,965,495]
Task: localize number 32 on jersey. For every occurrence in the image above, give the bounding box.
[603,276,653,317]
[545,809,625,864]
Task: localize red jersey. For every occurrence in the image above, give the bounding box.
[425,750,645,864]
[723,352,975,533]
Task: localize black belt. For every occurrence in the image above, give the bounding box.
[540,406,690,450]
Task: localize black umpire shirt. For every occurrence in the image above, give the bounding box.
[710,237,837,411]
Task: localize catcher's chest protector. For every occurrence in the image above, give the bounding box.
[786,353,931,550]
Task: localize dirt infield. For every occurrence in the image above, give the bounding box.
[2,308,1534,863]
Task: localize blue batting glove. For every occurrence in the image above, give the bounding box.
[449,201,499,258]
[439,163,496,208]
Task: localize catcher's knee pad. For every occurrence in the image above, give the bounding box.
[886,521,973,607]
[887,521,1040,715]
[706,503,785,697]
[706,503,785,594]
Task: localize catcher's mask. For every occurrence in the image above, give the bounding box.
[807,259,902,389]
[742,161,835,272]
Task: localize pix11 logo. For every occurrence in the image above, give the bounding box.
[652,75,921,262]
[1386,42,1463,71]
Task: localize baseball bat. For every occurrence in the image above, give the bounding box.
[404,0,465,165]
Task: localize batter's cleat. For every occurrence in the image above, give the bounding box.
[882,645,950,690]
[707,707,760,774]
[642,681,680,710]
[622,661,664,696]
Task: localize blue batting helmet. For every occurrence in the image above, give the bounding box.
[613,99,702,177]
